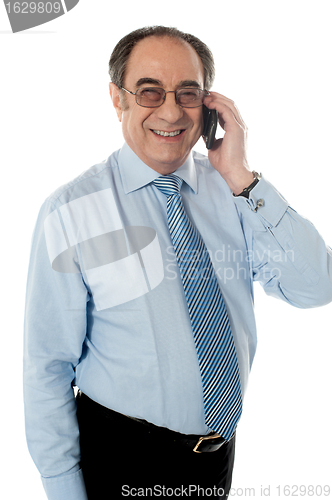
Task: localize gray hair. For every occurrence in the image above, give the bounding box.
[109,26,215,90]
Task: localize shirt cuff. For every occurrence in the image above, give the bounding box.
[41,468,88,500]
[233,175,289,228]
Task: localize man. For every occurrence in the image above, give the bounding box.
[24,26,332,500]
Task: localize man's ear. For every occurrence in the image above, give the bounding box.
[109,83,123,122]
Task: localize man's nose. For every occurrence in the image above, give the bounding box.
[155,92,184,123]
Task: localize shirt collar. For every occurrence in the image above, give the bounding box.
[118,143,198,195]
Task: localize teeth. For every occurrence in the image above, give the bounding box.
[153,130,182,137]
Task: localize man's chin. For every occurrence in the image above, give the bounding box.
[146,150,190,175]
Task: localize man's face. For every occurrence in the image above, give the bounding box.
[110,36,205,175]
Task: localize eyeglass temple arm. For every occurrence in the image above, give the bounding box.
[120,87,135,96]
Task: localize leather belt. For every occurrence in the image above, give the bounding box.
[77,391,234,453]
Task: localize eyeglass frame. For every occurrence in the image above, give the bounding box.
[120,86,209,108]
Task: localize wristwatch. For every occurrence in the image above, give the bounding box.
[235,171,261,198]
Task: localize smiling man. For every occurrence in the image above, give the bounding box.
[24,26,332,500]
[110,37,205,174]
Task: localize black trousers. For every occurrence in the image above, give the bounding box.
[76,392,236,499]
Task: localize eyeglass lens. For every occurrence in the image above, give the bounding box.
[136,87,205,108]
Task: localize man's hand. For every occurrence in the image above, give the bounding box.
[203,92,254,195]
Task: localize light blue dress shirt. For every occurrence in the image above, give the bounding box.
[24,143,332,500]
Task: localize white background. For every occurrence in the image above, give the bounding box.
[1,1,331,498]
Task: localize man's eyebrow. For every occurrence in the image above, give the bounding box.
[135,78,202,88]
[135,78,162,87]
[178,80,202,88]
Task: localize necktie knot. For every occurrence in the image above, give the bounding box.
[153,174,183,197]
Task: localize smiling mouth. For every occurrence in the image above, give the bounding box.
[152,129,184,137]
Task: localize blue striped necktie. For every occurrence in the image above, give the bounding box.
[153,174,242,440]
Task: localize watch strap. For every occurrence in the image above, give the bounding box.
[235,171,261,198]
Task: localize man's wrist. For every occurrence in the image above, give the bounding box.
[234,171,261,198]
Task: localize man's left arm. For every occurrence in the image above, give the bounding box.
[204,92,332,307]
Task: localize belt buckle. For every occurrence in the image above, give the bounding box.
[193,432,222,453]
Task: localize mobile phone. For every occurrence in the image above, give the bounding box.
[202,105,218,149]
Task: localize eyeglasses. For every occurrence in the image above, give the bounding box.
[121,86,208,108]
